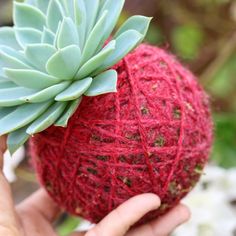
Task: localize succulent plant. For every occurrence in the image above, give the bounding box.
[0,0,151,154]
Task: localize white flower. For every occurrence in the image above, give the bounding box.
[76,220,95,232]
[173,165,236,236]
[3,147,25,182]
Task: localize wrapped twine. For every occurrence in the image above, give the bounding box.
[30,44,213,224]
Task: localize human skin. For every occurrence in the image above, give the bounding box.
[0,135,190,236]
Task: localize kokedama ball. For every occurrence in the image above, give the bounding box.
[30,44,213,224]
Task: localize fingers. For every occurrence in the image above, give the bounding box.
[17,189,62,223]
[0,171,19,230]
[126,204,191,236]
[85,193,161,236]
[16,189,59,236]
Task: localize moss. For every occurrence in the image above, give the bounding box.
[87,168,98,175]
[159,61,167,68]
[123,177,132,187]
[190,179,199,188]
[159,203,168,211]
[141,106,149,115]
[154,136,165,147]
[173,107,182,119]
[181,187,192,193]
[119,155,126,162]
[118,176,132,187]
[168,181,183,195]
[104,186,110,192]
[184,164,190,173]
[125,133,141,141]
[97,155,109,161]
[91,134,101,141]
[168,181,178,195]
[194,164,204,175]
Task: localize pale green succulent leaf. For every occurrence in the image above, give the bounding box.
[41,27,55,44]
[74,0,87,49]
[84,0,100,36]
[74,0,83,26]
[0,46,31,70]
[0,27,21,50]
[114,15,152,39]
[0,76,7,81]
[61,0,74,19]
[0,46,31,66]
[14,2,46,31]
[21,81,70,103]
[0,64,3,76]
[99,0,125,43]
[84,70,117,96]
[36,0,49,14]
[55,77,92,101]
[53,21,62,47]
[81,11,108,64]
[56,17,79,49]
[0,69,3,77]
[0,87,35,107]
[46,45,81,80]
[4,68,60,89]
[55,97,82,127]
[0,81,17,89]
[15,27,42,49]
[25,44,56,72]
[95,30,143,74]
[0,101,52,135]
[47,0,65,33]
[99,0,108,9]
[76,40,115,79]
[0,107,16,119]
[25,0,37,6]
[7,127,30,155]
[26,102,67,135]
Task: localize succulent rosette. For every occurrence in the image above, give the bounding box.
[0,0,151,154]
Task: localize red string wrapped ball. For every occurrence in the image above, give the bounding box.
[30,44,213,224]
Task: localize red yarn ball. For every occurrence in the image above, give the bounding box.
[30,44,213,224]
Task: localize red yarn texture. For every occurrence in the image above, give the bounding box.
[30,44,213,224]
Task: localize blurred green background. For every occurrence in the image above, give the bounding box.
[0,0,236,234]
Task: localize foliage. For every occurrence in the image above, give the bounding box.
[57,216,80,236]
[172,24,204,59]
[212,114,236,168]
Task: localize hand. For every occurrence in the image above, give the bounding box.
[0,136,190,236]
